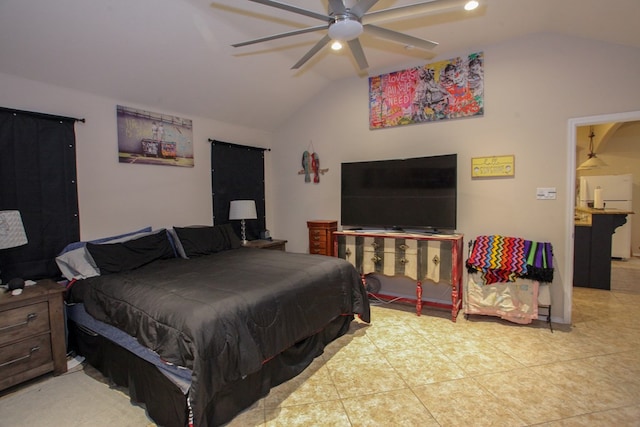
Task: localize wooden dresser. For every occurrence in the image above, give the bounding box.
[0,279,67,391]
[307,220,337,256]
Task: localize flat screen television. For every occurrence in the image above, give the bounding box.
[341,154,457,232]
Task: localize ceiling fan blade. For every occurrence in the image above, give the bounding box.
[347,38,369,70]
[327,0,347,15]
[364,25,438,50]
[232,25,327,47]
[362,0,469,25]
[247,0,330,22]
[292,34,331,69]
[350,0,381,18]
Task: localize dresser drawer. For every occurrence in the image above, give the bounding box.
[309,240,328,254]
[0,333,53,380]
[0,302,50,346]
[309,229,329,241]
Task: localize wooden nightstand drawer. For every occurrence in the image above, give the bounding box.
[0,333,53,381]
[0,302,50,346]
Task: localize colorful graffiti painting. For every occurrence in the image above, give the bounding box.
[369,52,484,129]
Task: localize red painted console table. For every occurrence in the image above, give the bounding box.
[334,230,464,322]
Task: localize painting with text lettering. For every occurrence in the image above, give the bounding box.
[369,52,483,129]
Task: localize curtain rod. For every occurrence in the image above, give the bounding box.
[0,106,85,123]
[209,139,270,152]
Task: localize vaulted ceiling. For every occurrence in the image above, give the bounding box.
[1,0,639,132]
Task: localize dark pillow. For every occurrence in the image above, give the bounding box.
[173,224,241,258]
[86,229,175,275]
[173,226,215,258]
[218,223,242,249]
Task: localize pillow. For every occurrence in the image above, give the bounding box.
[58,226,152,255]
[86,229,175,275]
[56,227,154,280]
[55,247,101,281]
[173,224,241,258]
[167,228,187,259]
[219,223,242,249]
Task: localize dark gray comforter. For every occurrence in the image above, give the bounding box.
[68,248,370,426]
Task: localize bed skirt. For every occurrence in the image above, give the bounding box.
[68,314,354,427]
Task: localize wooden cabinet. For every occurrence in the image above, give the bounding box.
[243,239,287,251]
[334,230,464,322]
[307,220,337,256]
[0,279,67,391]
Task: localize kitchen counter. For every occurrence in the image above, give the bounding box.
[574,207,634,227]
[573,207,633,290]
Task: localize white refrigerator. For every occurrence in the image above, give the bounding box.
[579,174,633,259]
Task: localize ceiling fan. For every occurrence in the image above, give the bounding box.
[232,0,480,71]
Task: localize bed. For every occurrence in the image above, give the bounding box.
[61,225,370,427]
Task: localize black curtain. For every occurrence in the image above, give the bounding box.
[211,140,267,241]
[0,107,80,282]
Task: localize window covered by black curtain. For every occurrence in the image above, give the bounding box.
[0,108,80,282]
[211,140,266,241]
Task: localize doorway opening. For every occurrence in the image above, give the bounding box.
[566,110,640,320]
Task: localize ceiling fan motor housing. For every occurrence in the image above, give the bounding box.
[329,14,363,41]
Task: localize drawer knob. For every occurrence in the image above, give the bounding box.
[371,255,381,264]
[399,244,409,251]
[399,257,409,265]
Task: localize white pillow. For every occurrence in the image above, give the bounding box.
[56,247,100,280]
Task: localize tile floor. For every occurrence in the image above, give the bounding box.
[227,287,640,426]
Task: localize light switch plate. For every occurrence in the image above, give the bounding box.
[536,187,557,200]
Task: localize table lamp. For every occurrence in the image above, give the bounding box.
[0,210,29,292]
[229,200,257,245]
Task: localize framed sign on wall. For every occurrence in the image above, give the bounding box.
[471,155,515,178]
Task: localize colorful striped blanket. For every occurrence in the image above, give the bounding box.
[466,235,554,284]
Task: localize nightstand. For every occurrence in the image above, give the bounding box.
[243,239,287,251]
[0,279,67,391]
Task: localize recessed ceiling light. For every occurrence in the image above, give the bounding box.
[464,1,479,11]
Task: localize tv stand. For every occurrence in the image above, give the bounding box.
[334,230,464,321]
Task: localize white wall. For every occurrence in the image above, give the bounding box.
[2,33,639,324]
[269,33,640,324]
[0,72,273,240]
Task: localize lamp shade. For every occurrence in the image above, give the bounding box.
[577,155,607,171]
[0,210,28,250]
[229,200,257,220]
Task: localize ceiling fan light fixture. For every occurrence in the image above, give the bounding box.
[331,40,343,50]
[464,1,479,11]
[328,16,363,41]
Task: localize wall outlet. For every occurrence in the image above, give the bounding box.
[536,187,557,200]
